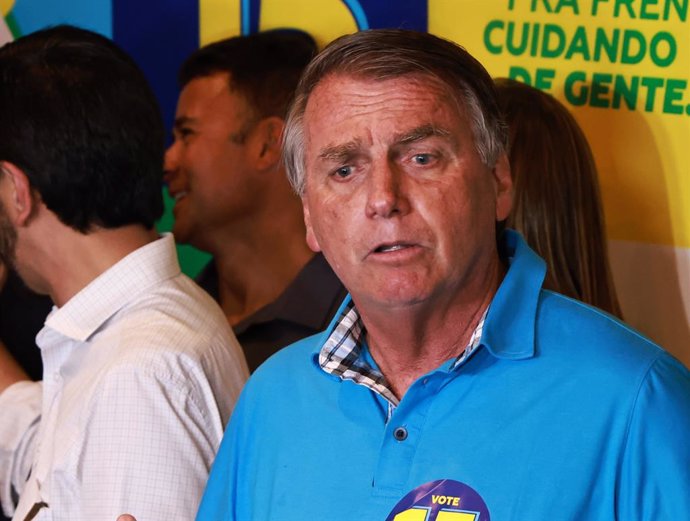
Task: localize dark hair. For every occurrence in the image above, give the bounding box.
[179,29,317,121]
[284,29,507,194]
[0,25,164,232]
[495,78,622,317]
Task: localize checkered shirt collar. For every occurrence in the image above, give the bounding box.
[318,299,487,406]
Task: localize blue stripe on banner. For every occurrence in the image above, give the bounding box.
[10,0,112,37]
[113,0,199,136]
[342,0,370,30]
[241,0,250,34]
[241,0,261,35]
[238,0,427,36]
[355,0,427,31]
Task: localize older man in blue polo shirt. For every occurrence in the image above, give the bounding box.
[194,28,690,521]
[123,29,690,521]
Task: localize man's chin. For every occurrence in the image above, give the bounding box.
[171,223,192,246]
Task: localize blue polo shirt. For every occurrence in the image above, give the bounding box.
[198,232,690,520]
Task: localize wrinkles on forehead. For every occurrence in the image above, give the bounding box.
[304,74,466,166]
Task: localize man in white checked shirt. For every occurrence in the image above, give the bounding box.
[0,25,248,521]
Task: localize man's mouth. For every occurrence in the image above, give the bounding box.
[374,243,412,253]
[172,191,188,202]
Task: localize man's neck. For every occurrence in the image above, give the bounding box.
[40,224,157,307]
[359,259,504,400]
[210,211,314,326]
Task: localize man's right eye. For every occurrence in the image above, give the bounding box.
[332,165,352,179]
[173,128,194,142]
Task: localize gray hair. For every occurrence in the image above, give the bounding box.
[283,29,508,195]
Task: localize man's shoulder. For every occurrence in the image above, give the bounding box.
[538,290,656,346]
[94,272,241,375]
[535,289,670,373]
[240,332,328,401]
[122,272,231,337]
[253,333,323,378]
[81,275,246,417]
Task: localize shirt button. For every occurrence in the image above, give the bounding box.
[393,427,408,441]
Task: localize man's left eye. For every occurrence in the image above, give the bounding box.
[333,165,352,178]
[413,154,433,165]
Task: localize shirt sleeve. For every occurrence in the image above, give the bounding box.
[618,352,690,519]
[0,380,42,518]
[75,364,225,521]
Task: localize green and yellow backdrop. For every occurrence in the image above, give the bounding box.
[2,0,689,367]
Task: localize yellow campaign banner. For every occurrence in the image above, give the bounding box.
[0,0,13,15]
[199,0,359,47]
[0,0,13,42]
[431,0,690,248]
[200,0,242,45]
[430,0,690,367]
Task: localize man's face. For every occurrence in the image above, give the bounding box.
[164,72,261,248]
[301,74,512,312]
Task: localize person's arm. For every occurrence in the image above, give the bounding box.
[618,353,690,519]
[0,340,29,393]
[0,261,41,518]
[0,374,41,517]
[0,263,28,392]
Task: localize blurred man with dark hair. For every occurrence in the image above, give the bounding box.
[165,30,346,371]
[0,25,247,520]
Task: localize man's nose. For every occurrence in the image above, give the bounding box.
[163,141,179,182]
[365,161,410,219]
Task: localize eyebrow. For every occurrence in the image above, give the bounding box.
[317,138,364,162]
[315,124,456,163]
[393,124,453,146]
[173,116,195,129]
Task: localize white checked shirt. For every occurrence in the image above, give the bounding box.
[0,234,248,521]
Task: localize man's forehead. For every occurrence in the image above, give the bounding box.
[304,72,461,120]
[177,72,252,118]
[182,72,230,96]
[309,70,456,98]
[302,73,464,148]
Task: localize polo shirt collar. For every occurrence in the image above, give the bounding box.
[42,234,180,342]
[312,230,546,367]
[480,230,546,360]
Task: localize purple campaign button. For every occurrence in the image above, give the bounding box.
[386,479,490,521]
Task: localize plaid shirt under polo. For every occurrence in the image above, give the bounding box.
[318,299,487,414]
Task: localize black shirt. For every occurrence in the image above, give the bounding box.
[196,253,346,372]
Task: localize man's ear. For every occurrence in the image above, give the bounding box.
[492,152,513,222]
[302,195,322,253]
[252,116,285,170]
[1,162,37,226]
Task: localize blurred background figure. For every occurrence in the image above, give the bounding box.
[165,30,346,371]
[495,78,622,318]
[0,265,51,381]
[0,25,247,520]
